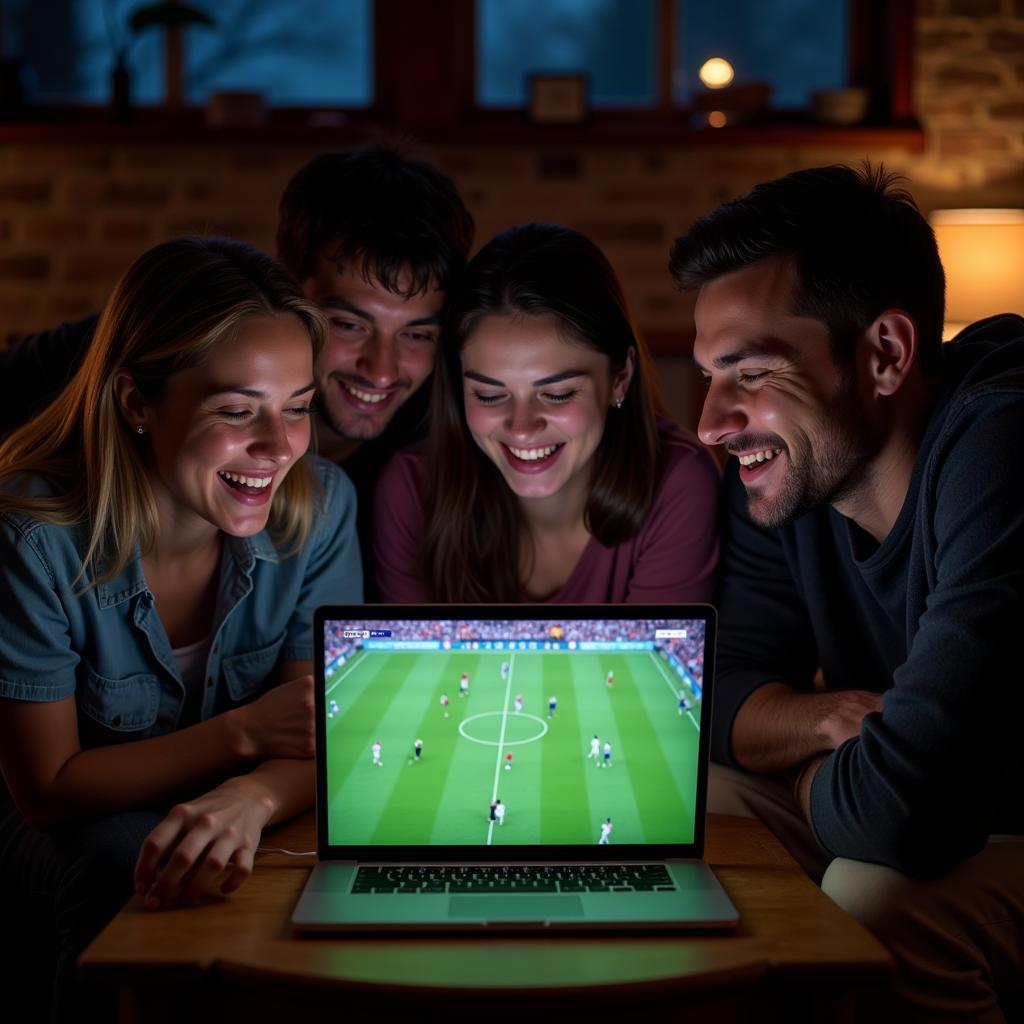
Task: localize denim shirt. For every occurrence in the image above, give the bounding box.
[0,456,362,750]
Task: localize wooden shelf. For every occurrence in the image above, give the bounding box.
[0,111,925,151]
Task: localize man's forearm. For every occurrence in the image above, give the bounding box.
[730,683,830,772]
[730,683,884,774]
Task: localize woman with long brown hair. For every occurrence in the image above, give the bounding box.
[374,223,718,603]
[0,237,361,1019]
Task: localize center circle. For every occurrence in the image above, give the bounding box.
[459,711,549,747]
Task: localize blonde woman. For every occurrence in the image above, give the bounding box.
[0,238,361,1018]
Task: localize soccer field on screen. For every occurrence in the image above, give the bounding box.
[324,650,702,847]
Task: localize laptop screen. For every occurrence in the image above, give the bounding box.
[314,605,715,858]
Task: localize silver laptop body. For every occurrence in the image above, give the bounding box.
[292,604,737,932]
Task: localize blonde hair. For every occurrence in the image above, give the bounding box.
[0,237,327,584]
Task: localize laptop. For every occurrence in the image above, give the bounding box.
[292,604,738,932]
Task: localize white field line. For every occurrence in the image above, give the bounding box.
[487,653,515,845]
[324,651,368,697]
[649,652,699,732]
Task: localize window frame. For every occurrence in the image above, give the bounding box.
[1,0,918,148]
[376,0,917,144]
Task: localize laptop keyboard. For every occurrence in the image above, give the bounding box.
[352,864,677,894]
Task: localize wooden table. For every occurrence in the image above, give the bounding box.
[79,813,891,1023]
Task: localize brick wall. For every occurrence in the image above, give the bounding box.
[2,0,1023,428]
[913,0,1024,191]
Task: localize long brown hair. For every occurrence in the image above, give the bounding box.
[422,223,661,602]
[0,237,327,585]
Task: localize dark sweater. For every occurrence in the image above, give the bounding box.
[712,314,1024,877]
[0,315,98,437]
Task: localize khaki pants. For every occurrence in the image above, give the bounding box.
[708,762,1024,1022]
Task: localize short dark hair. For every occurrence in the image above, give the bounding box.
[669,163,946,374]
[276,144,474,296]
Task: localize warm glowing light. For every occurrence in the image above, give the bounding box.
[699,57,734,89]
[708,110,727,128]
[929,208,1024,337]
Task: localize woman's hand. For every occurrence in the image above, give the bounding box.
[231,674,316,761]
[133,776,275,910]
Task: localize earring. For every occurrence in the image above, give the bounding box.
[614,397,624,409]
[135,425,145,435]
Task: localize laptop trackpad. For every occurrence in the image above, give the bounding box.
[449,895,583,919]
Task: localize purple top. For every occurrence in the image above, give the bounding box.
[373,419,719,604]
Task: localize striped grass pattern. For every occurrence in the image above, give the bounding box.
[325,650,701,847]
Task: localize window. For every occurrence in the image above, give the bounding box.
[674,0,846,110]
[476,0,656,108]
[476,0,850,113]
[3,0,373,107]
[185,0,373,106]
[0,0,913,137]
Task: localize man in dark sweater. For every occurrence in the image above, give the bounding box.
[671,165,1023,1021]
[0,146,475,591]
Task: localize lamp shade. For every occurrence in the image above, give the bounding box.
[929,209,1024,335]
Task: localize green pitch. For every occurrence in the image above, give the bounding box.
[324,650,702,847]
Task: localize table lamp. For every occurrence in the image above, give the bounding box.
[928,208,1024,339]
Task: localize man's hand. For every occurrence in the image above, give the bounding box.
[229,674,315,761]
[814,689,884,750]
[732,682,884,774]
[133,776,276,910]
